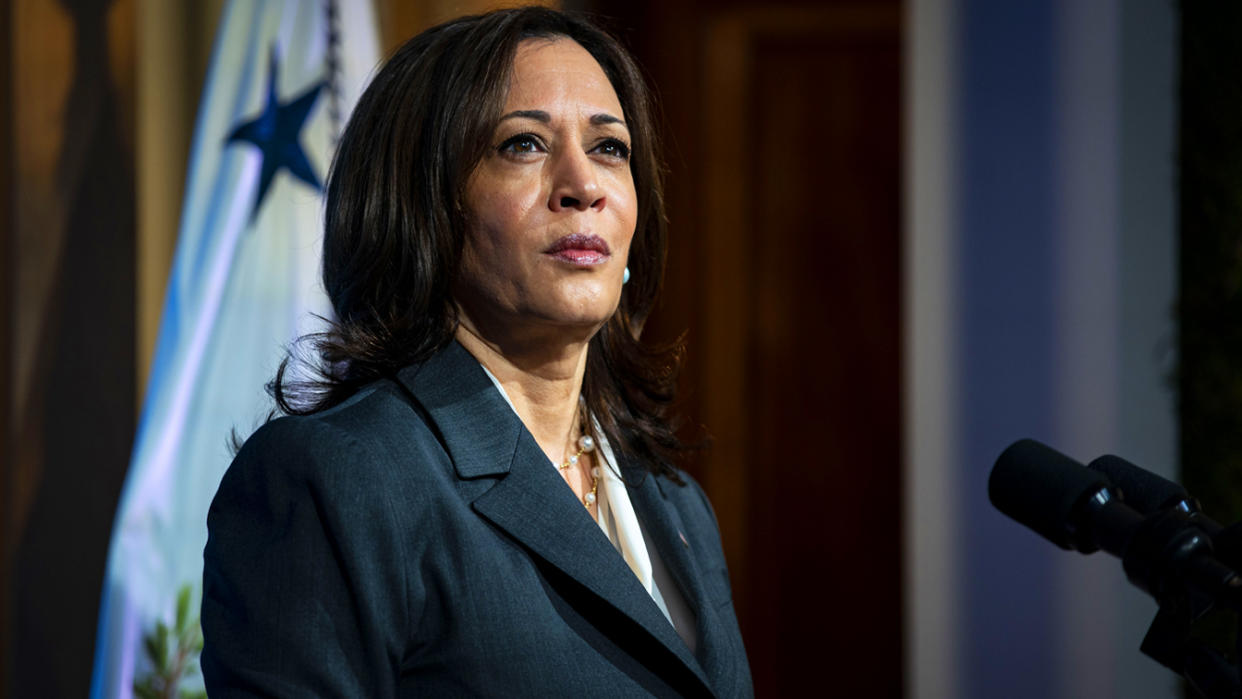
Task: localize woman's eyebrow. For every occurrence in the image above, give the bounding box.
[590,113,628,129]
[498,109,628,129]
[499,109,551,123]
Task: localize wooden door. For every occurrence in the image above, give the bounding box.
[593,2,904,695]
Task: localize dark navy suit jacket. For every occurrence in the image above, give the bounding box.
[201,340,753,697]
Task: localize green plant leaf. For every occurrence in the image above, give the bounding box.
[142,632,162,666]
[134,581,206,699]
[154,623,170,673]
[175,585,191,634]
[133,679,161,699]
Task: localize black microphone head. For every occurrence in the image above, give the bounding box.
[1087,454,1190,515]
[989,439,1113,551]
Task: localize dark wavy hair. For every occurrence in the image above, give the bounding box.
[271,7,689,478]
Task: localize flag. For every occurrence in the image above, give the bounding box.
[90,1,379,696]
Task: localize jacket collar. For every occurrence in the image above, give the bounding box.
[623,466,733,695]
[395,340,517,479]
[395,341,716,696]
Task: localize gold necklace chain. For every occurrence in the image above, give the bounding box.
[557,432,598,509]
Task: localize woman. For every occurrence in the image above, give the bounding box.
[201,7,751,697]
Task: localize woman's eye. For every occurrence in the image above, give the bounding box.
[595,138,631,160]
[499,134,544,155]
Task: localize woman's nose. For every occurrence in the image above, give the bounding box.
[548,149,604,212]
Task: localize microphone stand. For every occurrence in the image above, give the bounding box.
[1132,517,1242,698]
[988,440,1242,697]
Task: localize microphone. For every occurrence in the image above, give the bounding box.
[992,440,1242,695]
[988,439,1135,554]
[989,439,1242,609]
[1086,454,1241,570]
[1087,454,1204,519]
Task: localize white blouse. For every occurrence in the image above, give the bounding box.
[479,366,698,653]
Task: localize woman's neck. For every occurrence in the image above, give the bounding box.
[453,320,590,465]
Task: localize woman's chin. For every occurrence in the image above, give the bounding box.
[523,289,620,330]
[541,311,615,338]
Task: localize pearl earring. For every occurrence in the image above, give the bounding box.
[623,266,631,285]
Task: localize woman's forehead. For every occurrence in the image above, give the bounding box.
[502,38,624,119]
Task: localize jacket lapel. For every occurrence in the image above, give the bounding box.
[397,342,712,693]
[624,467,731,693]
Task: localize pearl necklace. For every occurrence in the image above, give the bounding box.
[557,433,598,509]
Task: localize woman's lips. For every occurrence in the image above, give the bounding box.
[544,234,611,265]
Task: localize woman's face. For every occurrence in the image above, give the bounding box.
[456,38,637,344]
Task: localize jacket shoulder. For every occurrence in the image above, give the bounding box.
[240,378,435,457]
[220,378,453,515]
[203,380,427,695]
